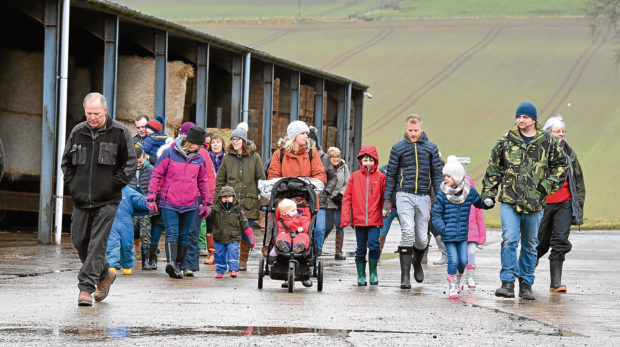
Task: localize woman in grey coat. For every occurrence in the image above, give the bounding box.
[323,147,350,260]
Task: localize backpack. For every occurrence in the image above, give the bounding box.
[279,148,313,166]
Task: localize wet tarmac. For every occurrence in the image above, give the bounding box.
[0,227,618,345]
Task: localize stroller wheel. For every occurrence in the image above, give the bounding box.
[287,266,295,293]
[317,260,323,292]
[258,258,264,289]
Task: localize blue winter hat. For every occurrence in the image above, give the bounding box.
[515,102,537,121]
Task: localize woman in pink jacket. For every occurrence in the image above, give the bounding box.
[464,176,486,289]
[147,126,212,279]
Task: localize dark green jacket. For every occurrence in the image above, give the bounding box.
[207,187,250,244]
[482,124,568,214]
[215,141,265,220]
[562,141,586,225]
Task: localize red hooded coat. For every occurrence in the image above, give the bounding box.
[340,145,385,227]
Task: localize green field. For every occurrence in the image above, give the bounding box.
[114,1,619,226]
[116,0,590,20]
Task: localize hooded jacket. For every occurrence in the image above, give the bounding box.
[61,117,137,208]
[148,136,212,212]
[547,141,585,225]
[207,186,250,244]
[215,140,265,220]
[482,124,567,214]
[340,145,386,227]
[384,132,443,202]
[141,132,169,158]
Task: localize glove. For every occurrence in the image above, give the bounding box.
[483,198,495,209]
[476,244,484,250]
[383,201,391,214]
[199,204,211,219]
[146,192,158,214]
[243,227,256,248]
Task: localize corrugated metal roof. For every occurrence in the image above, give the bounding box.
[76,0,369,90]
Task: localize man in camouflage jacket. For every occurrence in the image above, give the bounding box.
[481,102,567,300]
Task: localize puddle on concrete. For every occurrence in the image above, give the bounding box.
[0,325,425,340]
[1,323,586,340]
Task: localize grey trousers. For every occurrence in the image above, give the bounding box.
[396,192,431,250]
[71,203,119,293]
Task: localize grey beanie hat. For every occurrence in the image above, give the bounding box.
[287,120,309,141]
[230,127,248,143]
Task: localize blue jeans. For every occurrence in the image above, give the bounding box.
[444,241,468,275]
[324,209,343,236]
[314,209,326,252]
[500,203,543,285]
[183,201,203,271]
[161,208,197,246]
[150,215,164,246]
[379,208,399,237]
[214,241,240,274]
[354,226,381,263]
[106,223,134,269]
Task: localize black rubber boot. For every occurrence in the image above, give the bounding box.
[175,245,188,279]
[165,241,179,279]
[518,278,535,300]
[549,260,567,292]
[399,247,413,289]
[148,244,159,271]
[141,246,151,270]
[412,247,425,283]
[495,281,515,298]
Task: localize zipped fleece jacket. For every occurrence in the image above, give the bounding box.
[61,117,137,208]
[207,187,250,244]
[481,124,567,214]
[384,132,443,202]
[148,137,212,213]
[340,146,385,227]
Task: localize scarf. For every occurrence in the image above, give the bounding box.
[440,180,470,204]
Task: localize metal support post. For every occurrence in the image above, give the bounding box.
[242,52,251,123]
[102,15,118,119]
[314,78,325,146]
[39,0,59,245]
[195,44,209,128]
[290,71,300,121]
[154,30,168,129]
[262,63,274,162]
[231,55,242,128]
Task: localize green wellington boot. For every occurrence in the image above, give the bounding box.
[356,262,367,286]
[368,259,379,285]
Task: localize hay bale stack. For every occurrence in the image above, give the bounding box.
[115,55,194,136]
[0,49,43,115]
[0,112,42,179]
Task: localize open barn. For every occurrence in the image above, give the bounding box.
[0,0,368,243]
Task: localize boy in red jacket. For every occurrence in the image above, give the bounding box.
[341,145,386,286]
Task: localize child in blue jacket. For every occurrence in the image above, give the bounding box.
[432,155,490,299]
[106,186,148,275]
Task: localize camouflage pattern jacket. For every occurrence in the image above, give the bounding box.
[481,124,567,214]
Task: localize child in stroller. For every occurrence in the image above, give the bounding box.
[274,198,311,255]
[258,177,323,292]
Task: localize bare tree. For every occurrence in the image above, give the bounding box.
[586,0,620,65]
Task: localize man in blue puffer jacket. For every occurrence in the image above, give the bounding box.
[383,115,443,289]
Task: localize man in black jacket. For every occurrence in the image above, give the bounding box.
[61,92,137,306]
[383,115,443,289]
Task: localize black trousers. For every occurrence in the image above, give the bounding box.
[71,203,119,293]
[537,200,572,261]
